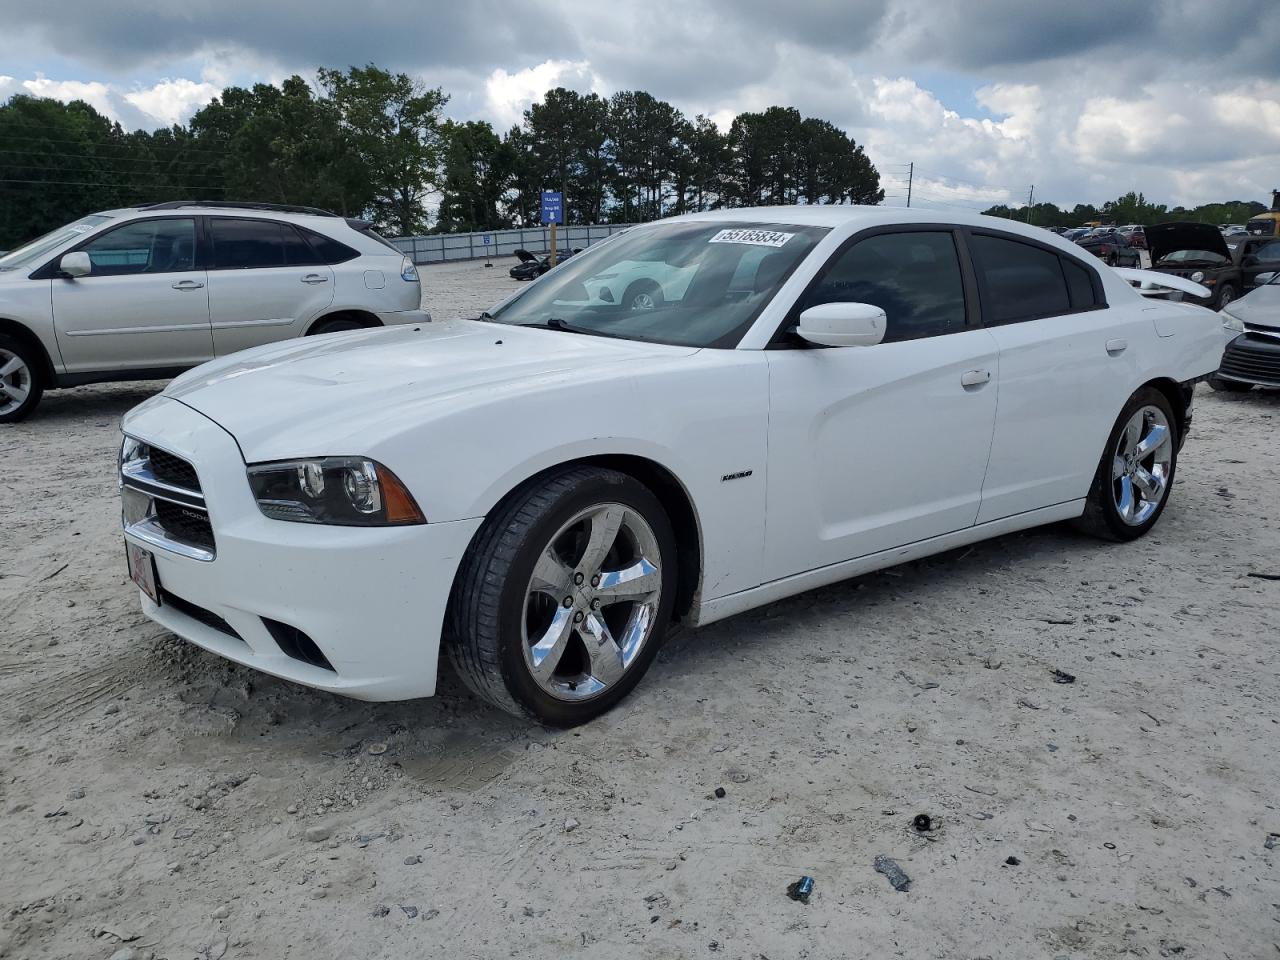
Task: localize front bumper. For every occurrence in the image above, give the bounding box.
[1217,332,1280,388]
[121,397,480,701]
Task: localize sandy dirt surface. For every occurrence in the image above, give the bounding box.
[2,258,1279,960]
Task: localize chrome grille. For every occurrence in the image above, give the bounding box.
[120,439,216,561]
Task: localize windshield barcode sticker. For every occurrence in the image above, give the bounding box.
[709,228,795,248]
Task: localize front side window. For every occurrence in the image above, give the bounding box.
[81,218,196,276]
[798,231,967,343]
[970,234,1071,324]
[1253,240,1280,265]
[489,221,829,348]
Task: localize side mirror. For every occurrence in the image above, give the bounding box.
[59,251,91,278]
[796,302,887,348]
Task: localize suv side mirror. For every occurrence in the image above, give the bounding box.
[797,302,887,347]
[59,251,92,278]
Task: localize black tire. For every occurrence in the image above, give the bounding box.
[445,466,678,726]
[1215,283,1237,310]
[308,316,366,335]
[622,280,664,312]
[0,333,45,424]
[1207,374,1251,393]
[1073,387,1178,542]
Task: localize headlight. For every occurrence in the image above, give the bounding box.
[1221,311,1244,332]
[247,457,425,526]
[400,256,419,282]
[1190,271,1205,282]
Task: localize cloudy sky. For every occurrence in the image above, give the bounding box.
[2,0,1278,212]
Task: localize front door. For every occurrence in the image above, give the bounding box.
[51,217,212,373]
[205,217,335,356]
[1242,239,1280,290]
[764,229,1000,581]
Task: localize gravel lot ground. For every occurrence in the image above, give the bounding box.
[2,258,1278,960]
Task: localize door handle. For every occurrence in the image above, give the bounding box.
[1105,338,1128,355]
[171,280,204,290]
[960,369,991,388]
[301,274,329,284]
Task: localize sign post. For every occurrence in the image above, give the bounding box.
[540,190,563,267]
[482,233,492,268]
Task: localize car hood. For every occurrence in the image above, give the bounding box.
[1228,283,1280,330]
[1146,222,1231,265]
[163,319,698,461]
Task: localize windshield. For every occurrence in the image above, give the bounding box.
[489,220,829,347]
[0,214,114,271]
[1156,248,1227,265]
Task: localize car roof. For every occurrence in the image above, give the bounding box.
[663,204,1059,241]
[95,204,339,223]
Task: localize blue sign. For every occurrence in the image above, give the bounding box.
[540,190,563,225]
[482,234,492,246]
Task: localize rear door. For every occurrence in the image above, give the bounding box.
[969,231,1148,523]
[51,216,212,373]
[205,217,335,356]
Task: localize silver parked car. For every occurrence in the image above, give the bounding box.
[0,201,428,422]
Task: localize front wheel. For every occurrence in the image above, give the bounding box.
[1215,284,1237,310]
[1074,387,1178,541]
[445,466,677,726]
[0,335,44,424]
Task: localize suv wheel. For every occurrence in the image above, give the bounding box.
[1216,283,1237,310]
[0,335,44,423]
[309,316,366,335]
[446,466,677,726]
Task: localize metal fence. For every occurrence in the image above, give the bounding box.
[390,223,638,265]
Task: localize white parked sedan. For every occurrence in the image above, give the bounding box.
[0,201,428,422]
[120,207,1223,726]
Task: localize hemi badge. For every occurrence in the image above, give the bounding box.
[721,470,753,482]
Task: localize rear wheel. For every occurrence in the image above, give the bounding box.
[1074,387,1178,541]
[445,466,677,726]
[309,315,367,335]
[0,335,44,424]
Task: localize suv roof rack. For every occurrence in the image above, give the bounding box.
[139,200,338,217]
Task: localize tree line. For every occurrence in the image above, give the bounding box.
[0,65,883,248]
[982,191,1268,229]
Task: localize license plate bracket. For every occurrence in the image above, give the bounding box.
[126,542,161,606]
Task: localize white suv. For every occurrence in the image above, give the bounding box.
[0,201,428,422]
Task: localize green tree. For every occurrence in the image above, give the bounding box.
[318,65,448,235]
[435,120,515,232]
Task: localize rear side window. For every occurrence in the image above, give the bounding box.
[970,234,1071,324]
[800,231,968,343]
[299,226,359,264]
[1061,257,1099,309]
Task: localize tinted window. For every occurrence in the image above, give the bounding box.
[1062,257,1098,309]
[971,234,1071,324]
[82,218,196,276]
[1255,240,1280,264]
[211,218,291,269]
[300,227,359,264]
[280,224,323,265]
[801,231,967,343]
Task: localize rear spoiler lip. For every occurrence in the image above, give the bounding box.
[1113,267,1212,300]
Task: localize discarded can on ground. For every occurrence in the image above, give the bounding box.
[786,876,815,903]
[874,855,911,892]
[913,813,932,832]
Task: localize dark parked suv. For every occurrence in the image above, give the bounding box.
[1147,222,1241,310]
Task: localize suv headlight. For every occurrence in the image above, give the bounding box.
[1190,270,1205,282]
[401,256,419,282]
[247,457,425,526]
[1221,310,1244,332]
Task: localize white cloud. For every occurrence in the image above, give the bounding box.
[22,74,116,118]
[483,59,603,129]
[124,77,220,126]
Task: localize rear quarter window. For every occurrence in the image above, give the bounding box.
[970,233,1072,324]
[300,226,360,264]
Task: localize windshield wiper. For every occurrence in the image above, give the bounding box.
[520,317,602,336]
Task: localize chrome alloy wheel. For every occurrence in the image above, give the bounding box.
[0,348,32,417]
[521,503,663,701]
[628,291,657,311]
[1112,404,1173,526]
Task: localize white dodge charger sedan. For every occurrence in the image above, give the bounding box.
[120,207,1223,726]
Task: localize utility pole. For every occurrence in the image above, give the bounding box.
[906,162,913,208]
[1026,185,1035,223]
